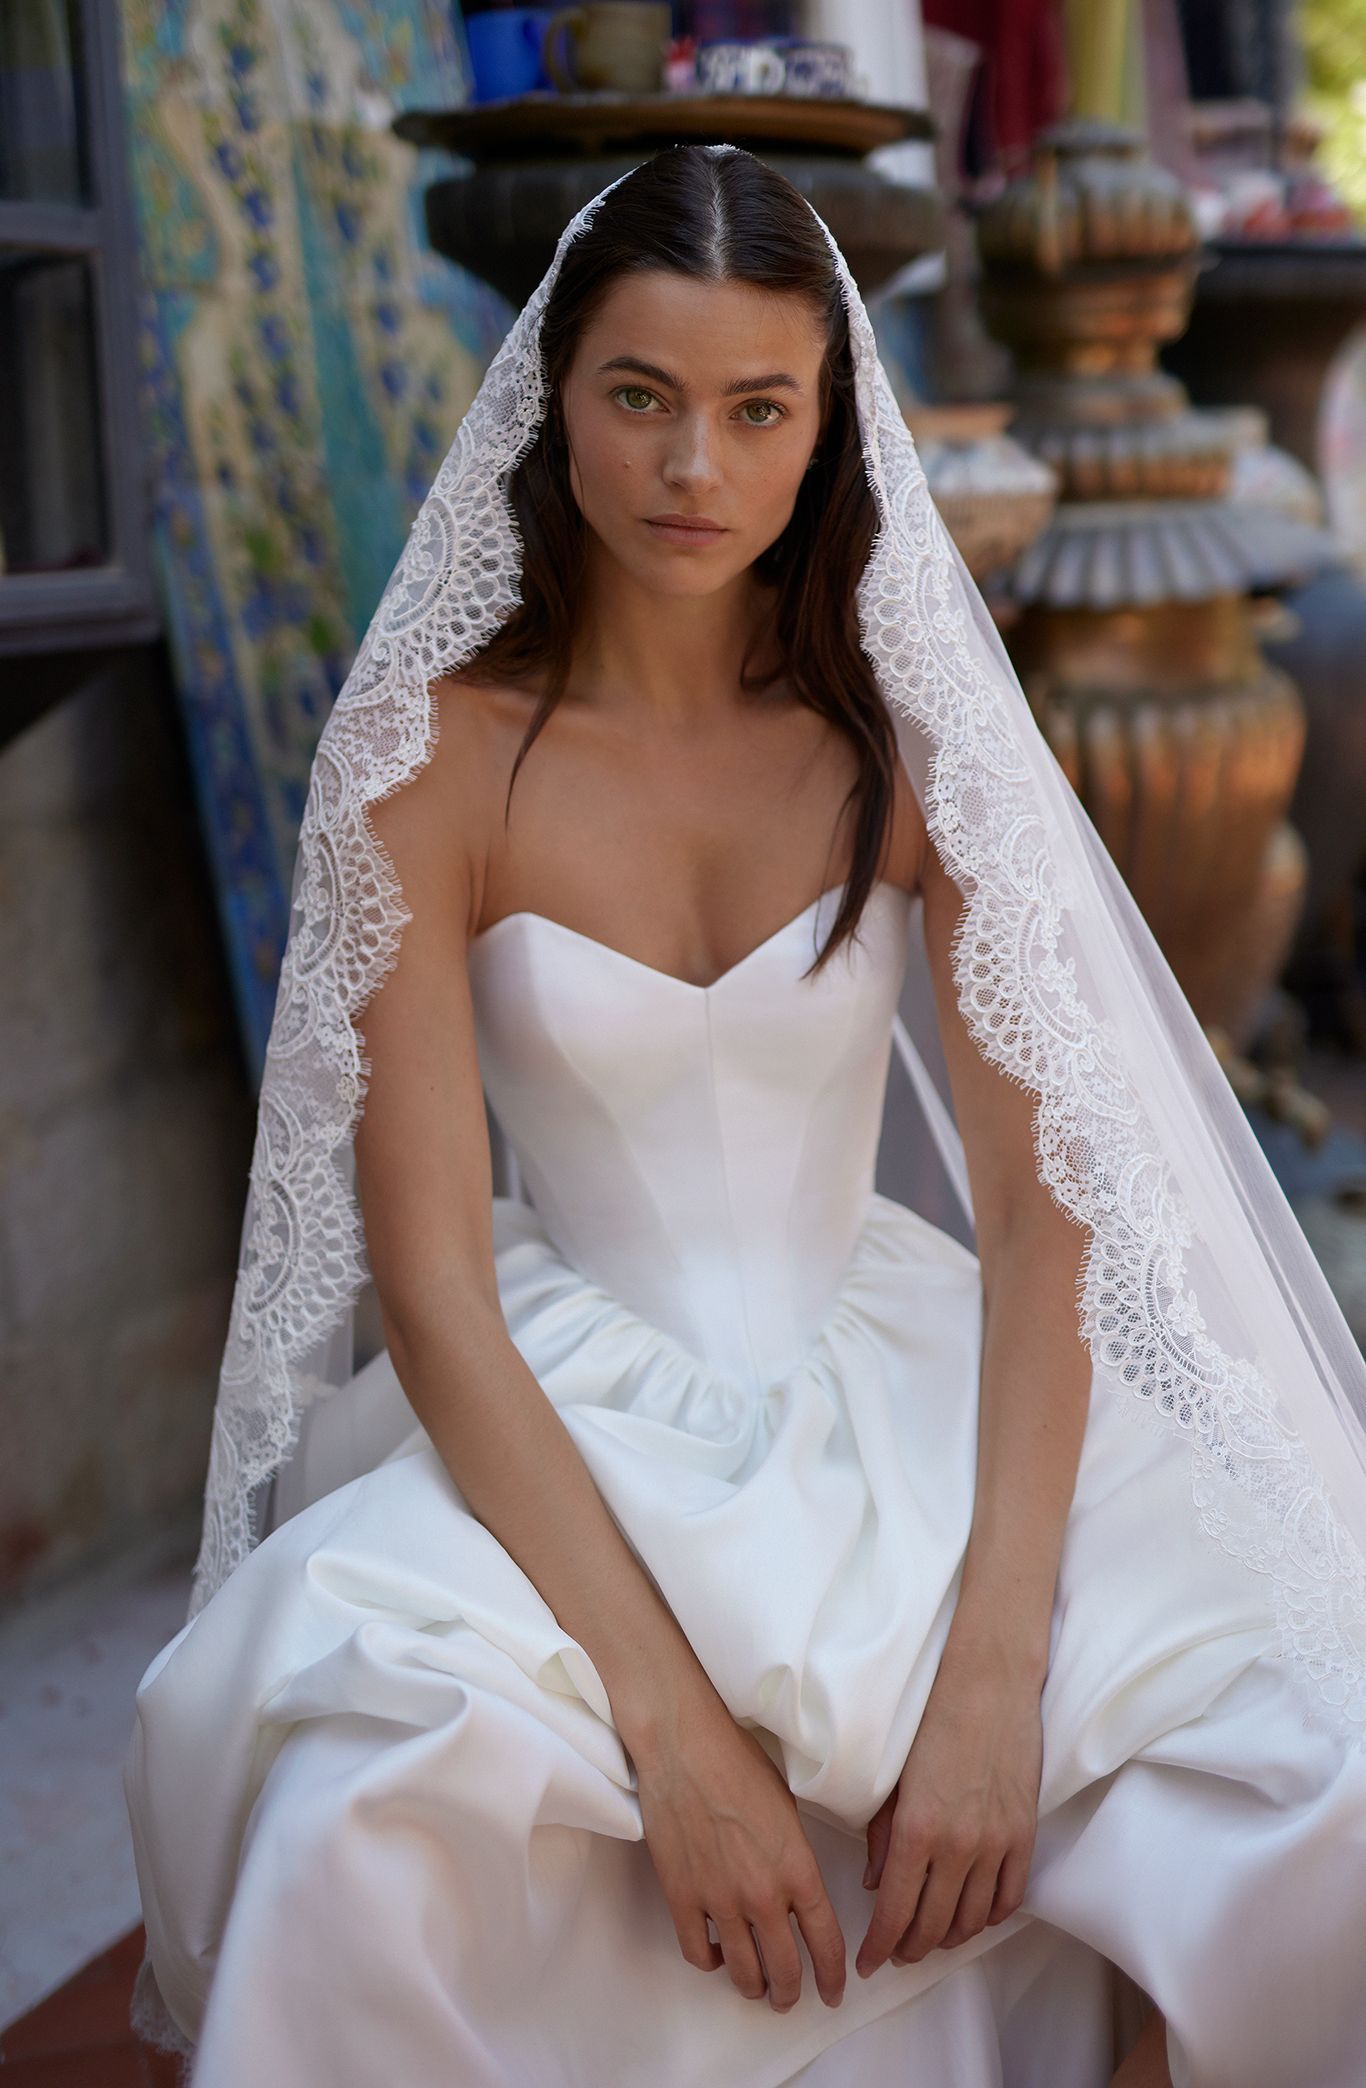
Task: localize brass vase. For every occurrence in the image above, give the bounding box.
[973,119,1334,1048]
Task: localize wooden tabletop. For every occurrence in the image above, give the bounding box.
[393,91,934,162]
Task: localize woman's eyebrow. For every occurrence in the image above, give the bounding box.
[596,355,804,397]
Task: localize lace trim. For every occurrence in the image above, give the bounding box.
[128,1952,195,2076]
[187,171,635,1616]
[830,237,1366,1735]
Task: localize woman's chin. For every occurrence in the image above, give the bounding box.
[610,546,754,599]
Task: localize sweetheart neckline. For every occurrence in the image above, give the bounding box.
[468,878,908,995]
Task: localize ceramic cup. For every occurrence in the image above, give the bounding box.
[466,8,555,100]
[542,2,671,93]
[770,37,852,98]
[695,39,786,94]
[695,35,852,97]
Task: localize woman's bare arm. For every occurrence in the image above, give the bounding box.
[352,688,847,2011]
[354,691,722,1758]
[918,828,1093,1679]
[855,816,1092,1981]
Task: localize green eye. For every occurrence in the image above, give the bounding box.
[610,387,785,424]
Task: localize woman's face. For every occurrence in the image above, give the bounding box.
[557,268,828,597]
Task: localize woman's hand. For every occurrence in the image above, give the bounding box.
[632,1702,847,2014]
[855,1650,1043,1979]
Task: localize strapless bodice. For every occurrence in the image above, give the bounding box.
[468,880,914,1389]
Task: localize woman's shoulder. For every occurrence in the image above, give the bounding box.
[400,668,550,812]
[431,664,537,753]
[365,671,532,921]
[430,668,553,790]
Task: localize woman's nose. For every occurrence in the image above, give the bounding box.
[663,417,722,489]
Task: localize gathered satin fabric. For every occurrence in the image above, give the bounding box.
[125,883,1366,2086]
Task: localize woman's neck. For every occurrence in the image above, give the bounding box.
[570,551,782,729]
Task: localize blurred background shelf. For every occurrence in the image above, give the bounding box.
[394,87,933,159]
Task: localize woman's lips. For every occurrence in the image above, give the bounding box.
[644,516,729,547]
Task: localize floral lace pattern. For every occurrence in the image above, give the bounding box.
[185,170,638,1622]
[826,229,1366,1734]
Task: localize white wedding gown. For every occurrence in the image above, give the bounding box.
[124,878,1366,2087]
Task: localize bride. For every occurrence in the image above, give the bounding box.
[123,145,1366,2086]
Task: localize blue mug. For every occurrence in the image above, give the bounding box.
[465,8,554,101]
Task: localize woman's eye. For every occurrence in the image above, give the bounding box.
[610,387,784,426]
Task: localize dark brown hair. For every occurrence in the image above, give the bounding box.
[464,143,895,976]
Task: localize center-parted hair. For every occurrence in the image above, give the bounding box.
[462,143,896,977]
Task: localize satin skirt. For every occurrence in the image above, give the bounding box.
[124,1194,1366,2085]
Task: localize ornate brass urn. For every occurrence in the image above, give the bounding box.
[975,120,1334,1053]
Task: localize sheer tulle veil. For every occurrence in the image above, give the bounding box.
[191,143,1366,1741]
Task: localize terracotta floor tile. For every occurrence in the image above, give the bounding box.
[2,1945,137,2058]
[0,1926,184,2084]
[0,2045,159,2084]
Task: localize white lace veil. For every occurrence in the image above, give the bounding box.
[128,129,1366,2072]
[195,145,1366,1732]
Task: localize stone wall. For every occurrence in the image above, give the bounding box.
[0,656,254,1610]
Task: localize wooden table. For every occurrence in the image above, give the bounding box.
[393,92,942,306]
